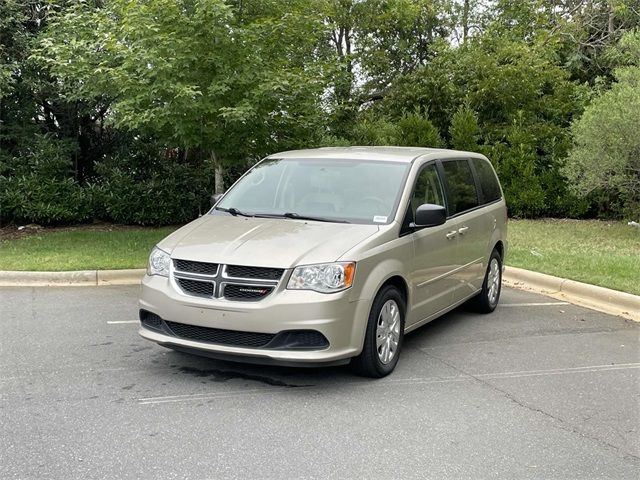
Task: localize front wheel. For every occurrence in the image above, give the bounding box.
[469,249,502,313]
[351,285,406,378]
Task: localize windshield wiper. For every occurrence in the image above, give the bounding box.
[282,212,350,224]
[215,206,254,218]
[216,207,349,223]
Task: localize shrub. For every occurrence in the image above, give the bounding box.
[93,142,215,226]
[563,34,640,219]
[0,135,92,225]
[394,110,444,148]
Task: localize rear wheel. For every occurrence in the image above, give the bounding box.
[469,249,502,313]
[351,285,405,378]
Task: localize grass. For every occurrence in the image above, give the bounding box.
[1,219,638,295]
[0,226,176,271]
[507,219,640,295]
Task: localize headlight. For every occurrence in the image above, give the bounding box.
[287,262,355,293]
[147,247,171,277]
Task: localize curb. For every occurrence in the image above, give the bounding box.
[503,266,639,322]
[0,269,145,287]
[0,266,637,322]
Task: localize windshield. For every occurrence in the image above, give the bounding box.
[215,158,410,224]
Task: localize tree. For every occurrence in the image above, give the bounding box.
[564,31,640,217]
[37,0,327,193]
[449,103,479,151]
[321,0,451,137]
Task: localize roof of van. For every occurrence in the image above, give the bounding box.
[268,146,486,163]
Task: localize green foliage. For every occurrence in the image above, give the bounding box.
[0,135,91,224]
[379,36,589,217]
[92,144,215,226]
[0,135,214,226]
[564,32,640,218]
[449,104,480,151]
[350,115,401,146]
[36,0,326,165]
[395,110,444,148]
[1,0,636,226]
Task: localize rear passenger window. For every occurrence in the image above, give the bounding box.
[441,159,479,215]
[474,158,502,203]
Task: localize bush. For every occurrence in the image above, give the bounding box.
[92,140,215,226]
[563,33,640,219]
[0,135,92,225]
[351,115,400,145]
[0,134,216,226]
[394,110,444,148]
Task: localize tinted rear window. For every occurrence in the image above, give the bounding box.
[441,159,479,215]
[474,158,502,203]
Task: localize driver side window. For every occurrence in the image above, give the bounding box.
[410,163,445,218]
[402,163,446,232]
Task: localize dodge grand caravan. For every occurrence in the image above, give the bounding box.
[139,147,507,377]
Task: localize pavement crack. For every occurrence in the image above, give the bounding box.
[417,347,640,463]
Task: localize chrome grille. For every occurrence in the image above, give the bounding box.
[171,260,283,302]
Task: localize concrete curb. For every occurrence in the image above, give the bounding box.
[1,266,637,322]
[0,269,145,287]
[503,266,639,322]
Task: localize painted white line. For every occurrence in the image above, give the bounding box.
[138,389,280,405]
[476,363,640,379]
[500,302,570,307]
[137,363,640,405]
[389,363,640,387]
[107,320,139,324]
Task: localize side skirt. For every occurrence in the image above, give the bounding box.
[404,289,482,334]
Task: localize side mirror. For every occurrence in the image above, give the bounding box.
[413,203,446,228]
[210,193,224,207]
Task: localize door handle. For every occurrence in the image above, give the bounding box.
[458,226,469,235]
[446,231,458,240]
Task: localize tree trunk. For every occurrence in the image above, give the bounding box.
[607,1,615,37]
[462,0,470,43]
[211,150,225,194]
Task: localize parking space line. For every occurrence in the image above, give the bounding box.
[137,363,640,405]
[500,302,570,307]
[475,363,640,379]
[107,320,139,324]
[138,388,282,405]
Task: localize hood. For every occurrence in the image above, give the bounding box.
[157,214,379,268]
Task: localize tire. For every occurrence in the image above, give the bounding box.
[351,285,406,378]
[468,249,502,313]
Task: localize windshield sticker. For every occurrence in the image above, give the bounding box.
[373,216,388,223]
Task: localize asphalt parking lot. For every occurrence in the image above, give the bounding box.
[1,285,638,479]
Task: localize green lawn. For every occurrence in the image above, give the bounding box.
[0,226,176,271]
[1,220,638,295]
[507,219,640,295]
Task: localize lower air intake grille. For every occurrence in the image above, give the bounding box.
[164,321,275,348]
[223,284,274,301]
[177,278,214,298]
[139,310,163,330]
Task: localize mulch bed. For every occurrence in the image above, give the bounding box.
[0,223,157,241]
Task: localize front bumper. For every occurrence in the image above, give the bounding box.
[138,274,369,365]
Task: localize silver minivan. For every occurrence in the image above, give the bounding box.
[139,147,507,377]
